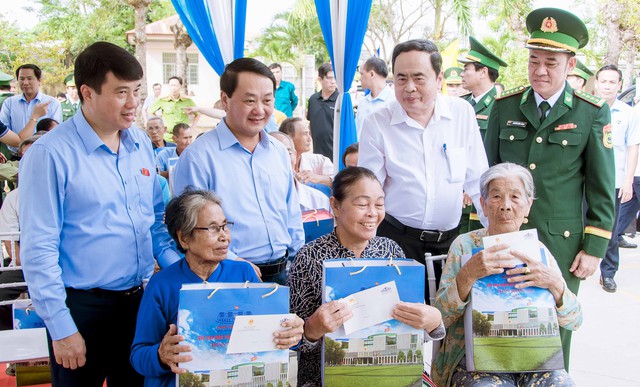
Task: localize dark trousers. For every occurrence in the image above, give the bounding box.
[377,218,457,301]
[601,189,622,278]
[617,177,640,237]
[47,287,144,387]
[0,261,26,330]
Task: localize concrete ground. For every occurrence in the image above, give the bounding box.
[570,243,640,386]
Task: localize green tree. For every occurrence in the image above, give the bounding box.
[397,350,405,363]
[407,349,414,363]
[539,323,547,335]
[472,310,492,337]
[324,337,346,366]
[416,349,423,362]
[178,371,205,387]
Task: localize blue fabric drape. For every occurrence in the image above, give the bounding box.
[171,0,247,75]
[314,0,372,170]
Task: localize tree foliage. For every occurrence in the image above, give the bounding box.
[472,310,492,337]
[324,337,346,366]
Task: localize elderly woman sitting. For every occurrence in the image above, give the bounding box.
[130,189,304,386]
[432,163,582,386]
[289,166,444,387]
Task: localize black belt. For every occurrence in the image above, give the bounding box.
[384,214,459,243]
[256,255,287,277]
[66,285,142,297]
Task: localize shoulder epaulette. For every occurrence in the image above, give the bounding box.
[496,86,526,100]
[459,91,472,99]
[574,89,605,107]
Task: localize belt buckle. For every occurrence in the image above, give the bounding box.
[124,286,141,296]
[420,230,443,242]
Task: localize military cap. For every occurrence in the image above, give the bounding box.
[0,71,13,87]
[569,59,593,81]
[444,67,463,84]
[525,8,588,53]
[458,36,508,71]
[64,73,75,86]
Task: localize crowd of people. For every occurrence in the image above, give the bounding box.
[0,5,637,387]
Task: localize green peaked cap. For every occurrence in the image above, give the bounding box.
[526,8,588,53]
[458,36,508,71]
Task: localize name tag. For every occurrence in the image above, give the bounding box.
[507,120,527,127]
[555,123,577,131]
[476,114,488,120]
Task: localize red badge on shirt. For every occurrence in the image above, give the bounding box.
[141,168,150,176]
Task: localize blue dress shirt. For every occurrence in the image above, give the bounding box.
[18,110,180,340]
[173,119,305,264]
[155,147,178,172]
[0,91,62,152]
[275,80,299,117]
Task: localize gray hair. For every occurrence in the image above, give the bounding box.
[146,116,164,128]
[480,163,536,201]
[165,188,223,253]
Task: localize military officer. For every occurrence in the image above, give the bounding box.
[60,73,80,121]
[0,72,14,108]
[567,59,593,91]
[484,8,615,370]
[443,67,467,97]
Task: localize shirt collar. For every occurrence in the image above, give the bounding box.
[73,109,139,155]
[390,93,451,129]
[534,86,565,108]
[611,99,626,112]
[19,91,43,103]
[317,90,339,101]
[367,85,394,102]
[217,118,270,151]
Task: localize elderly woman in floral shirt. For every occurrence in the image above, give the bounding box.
[433,163,582,386]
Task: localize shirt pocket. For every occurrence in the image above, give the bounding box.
[134,174,154,216]
[445,147,466,183]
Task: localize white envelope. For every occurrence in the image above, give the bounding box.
[342,281,400,335]
[482,229,542,266]
[226,313,293,354]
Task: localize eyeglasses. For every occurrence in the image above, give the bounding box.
[193,222,234,234]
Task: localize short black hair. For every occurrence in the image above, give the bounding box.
[74,41,143,103]
[596,64,622,83]
[220,58,275,98]
[168,76,183,85]
[363,57,388,78]
[268,63,282,71]
[279,117,303,136]
[56,92,67,99]
[16,64,42,81]
[342,142,359,167]
[172,122,190,137]
[470,62,499,83]
[318,63,333,79]
[152,83,162,88]
[332,166,380,202]
[36,118,58,132]
[392,39,442,76]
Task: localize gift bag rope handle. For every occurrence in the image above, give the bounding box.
[347,257,402,276]
[206,282,279,299]
[302,209,320,226]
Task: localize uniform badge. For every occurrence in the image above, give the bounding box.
[541,17,558,33]
[451,70,458,76]
[476,114,488,120]
[141,168,150,176]
[507,120,527,127]
[603,124,613,149]
[555,123,577,131]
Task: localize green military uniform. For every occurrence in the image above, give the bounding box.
[60,73,80,122]
[458,37,507,232]
[0,71,14,109]
[149,95,197,142]
[484,8,615,370]
[444,67,463,85]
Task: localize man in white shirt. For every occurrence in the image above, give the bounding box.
[356,57,395,138]
[359,39,488,297]
[594,64,640,293]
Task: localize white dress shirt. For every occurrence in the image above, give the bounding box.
[296,182,331,212]
[359,95,488,231]
[299,152,334,176]
[356,86,396,139]
[610,99,640,188]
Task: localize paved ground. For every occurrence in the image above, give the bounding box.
[570,243,640,386]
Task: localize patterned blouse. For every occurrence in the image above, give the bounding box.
[288,229,406,387]
[431,229,583,386]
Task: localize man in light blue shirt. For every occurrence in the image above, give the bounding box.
[19,42,179,386]
[0,64,61,156]
[155,122,193,179]
[355,57,395,139]
[173,58,304,285]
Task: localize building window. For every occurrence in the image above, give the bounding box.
[162,52,199,85]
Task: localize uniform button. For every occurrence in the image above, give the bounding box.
[536,137,543,143]
[562,140,568,146]
[529,163,536,170]
[509,135,515,141]
[563,230,570,238]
